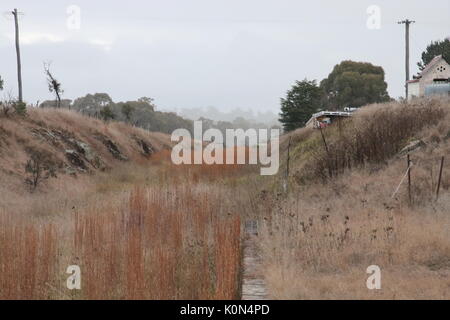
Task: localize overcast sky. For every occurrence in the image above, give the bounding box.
[1,0,449,114]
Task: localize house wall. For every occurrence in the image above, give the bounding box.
[407,82,420,100]
[419,59,450,96]
[425,83,450,97]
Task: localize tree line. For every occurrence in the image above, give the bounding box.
[39,93,194,135]
[279,38,450,132]
[279,60,391,132]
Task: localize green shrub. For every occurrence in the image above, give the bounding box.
[13,102,27,116]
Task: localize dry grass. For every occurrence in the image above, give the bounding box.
[259,98,450,299]
[1,98,449,300]
[0,108,251,299]
[0,160,244,299]
[293,98,449,182]
[261,164,450,297]
[260,182,450,299]
[71,184,241,300]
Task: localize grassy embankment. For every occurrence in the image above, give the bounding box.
[259,98,450,299]
[0,108,260,299]
[1,98,449,299]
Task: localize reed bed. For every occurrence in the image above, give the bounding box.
[0,164,243,300]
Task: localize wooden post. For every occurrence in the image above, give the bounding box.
[319,126,329,155]
[436,156,444,201]
[286,136,291,177]
[319,126,333,178]
[284,136,292,194]
[407,154,412,205]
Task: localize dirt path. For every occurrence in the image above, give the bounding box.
[241,220,268,300]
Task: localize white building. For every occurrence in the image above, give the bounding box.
[407,55,450,100]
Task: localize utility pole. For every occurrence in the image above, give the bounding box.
[12,8,23,103]
[398,19,415,100]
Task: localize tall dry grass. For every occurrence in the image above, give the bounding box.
[296,98,448,182]
[0,152,248,299]
[0,214,58,299]
[0,108,256,300]
[72,185,241,299]
[259,98,450,299]
[260,184,450,299]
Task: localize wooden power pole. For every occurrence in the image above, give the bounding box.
[12,8,23,103]
[398,19,415,100]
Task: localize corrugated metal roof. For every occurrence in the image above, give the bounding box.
[305,111,353,127]
[311,111,353,118]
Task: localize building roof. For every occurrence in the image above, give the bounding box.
[407,55,449,84]
[305,111,353,127]
[420,55,445,76]
[311,111,353,118]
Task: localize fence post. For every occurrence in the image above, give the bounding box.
[283,136,292,194]
[436,156,444,201]
[407,154,412,205]
[319,126,332,178]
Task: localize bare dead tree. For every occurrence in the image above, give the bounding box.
[44,62,63,108]
[1,91,16,116]
[24,151,57,192]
